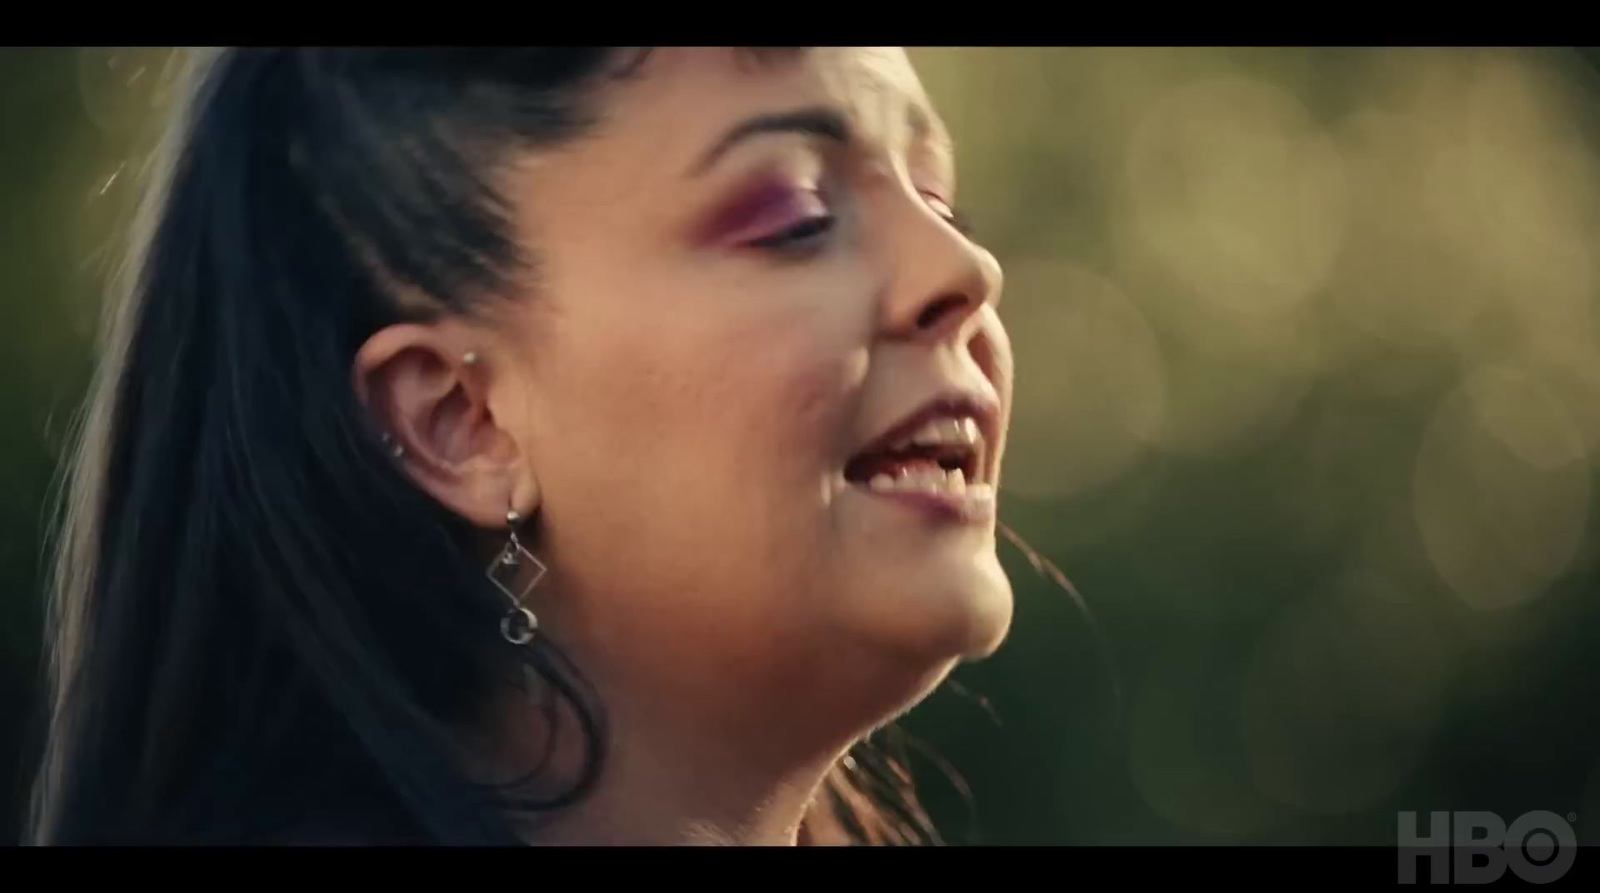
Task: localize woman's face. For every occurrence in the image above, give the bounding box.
[494,48,1012,738]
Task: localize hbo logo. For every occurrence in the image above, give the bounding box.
[1398,810,1576,884]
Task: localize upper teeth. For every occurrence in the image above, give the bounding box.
[888,415,983,453]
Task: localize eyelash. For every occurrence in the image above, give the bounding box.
[748,214,836,253]
[943,206,976,238]
[746,190,976,255]
[920,191,976,238]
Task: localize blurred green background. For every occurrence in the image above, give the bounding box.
[4,47,1600,845]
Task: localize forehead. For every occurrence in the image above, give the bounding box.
[803,47,950,150]
[566,48,952,177]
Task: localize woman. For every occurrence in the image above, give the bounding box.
[27,47,1014,845]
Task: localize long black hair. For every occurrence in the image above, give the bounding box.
[27,48,946,846]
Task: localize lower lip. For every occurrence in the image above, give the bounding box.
[848,481,997,524]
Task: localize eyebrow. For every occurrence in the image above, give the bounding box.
[906,100,954,160]
[688,106,853,177]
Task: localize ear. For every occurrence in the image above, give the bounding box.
[353,322,539,529]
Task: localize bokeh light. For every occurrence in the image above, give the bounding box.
[1122,76,1347,326]
[1241,567,1452,814]
[1413,365,1591,612]
[1000,261,1166,499]
[1128,663,1288,839]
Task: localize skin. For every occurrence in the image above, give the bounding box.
[354,47,1014,845]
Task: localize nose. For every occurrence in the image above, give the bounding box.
[879,189,1003,344]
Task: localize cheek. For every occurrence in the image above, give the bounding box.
[978,306,1014,395]
[611,296,864,475]
[733,324,870,477]
[530,266,873,586]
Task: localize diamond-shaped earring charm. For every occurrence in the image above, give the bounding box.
[487,540,547,607]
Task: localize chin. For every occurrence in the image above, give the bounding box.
[811,561,1013,737]
[848,551,1016,669]
[945,558,1016,660]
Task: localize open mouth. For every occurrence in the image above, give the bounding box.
[843,412,991,499]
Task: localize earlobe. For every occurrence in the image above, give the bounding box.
[511,474,542,526]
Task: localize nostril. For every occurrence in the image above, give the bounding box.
[916,293,970,331]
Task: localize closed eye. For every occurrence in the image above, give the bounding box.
[748,214,836,252]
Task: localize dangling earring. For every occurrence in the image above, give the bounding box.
[487,499,546,646]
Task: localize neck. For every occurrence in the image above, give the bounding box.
[518,734,831,846]
[468,671,846,846]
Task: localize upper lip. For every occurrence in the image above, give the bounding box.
[846,389,1002,485]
